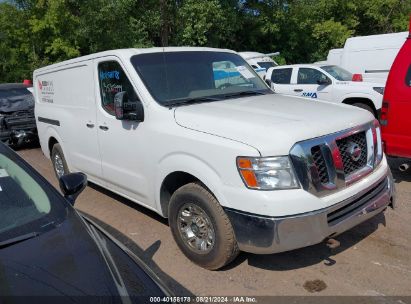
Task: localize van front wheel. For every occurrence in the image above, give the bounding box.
[168,183,239,270]
[51,143,69,179]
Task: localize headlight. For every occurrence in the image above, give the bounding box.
[373,87,385,95]
[373,119,383,166]
[237,156,300,190]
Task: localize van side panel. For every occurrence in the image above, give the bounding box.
[34,63,103,180]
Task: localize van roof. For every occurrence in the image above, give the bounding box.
[344,32,408,51]
[34,47,236,74]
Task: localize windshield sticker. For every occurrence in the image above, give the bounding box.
[236,66,255,79]
[100,70,120,80]
[302,92,317,98]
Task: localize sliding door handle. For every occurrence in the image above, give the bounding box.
[294,89,303,92]
[99,126,109,131]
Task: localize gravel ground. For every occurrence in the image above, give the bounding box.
[17,147,411,298]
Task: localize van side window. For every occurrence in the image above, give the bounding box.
[297,68,329,85]
[271,68,292,84]
[406,64,411,87]
[98,61,138,115]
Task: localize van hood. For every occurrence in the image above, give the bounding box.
[174,94,374,156]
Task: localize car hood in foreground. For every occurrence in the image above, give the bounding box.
[174,94,374,155]
[0,210,167,301]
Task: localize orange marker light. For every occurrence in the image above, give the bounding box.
[237,158,252,169]
[239,170,258,188]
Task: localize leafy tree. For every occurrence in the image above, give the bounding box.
[175,0,238,47]
[0,0,410,82]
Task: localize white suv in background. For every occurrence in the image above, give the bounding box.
[266,64,385,117]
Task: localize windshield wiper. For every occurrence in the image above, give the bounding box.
[222,90,269,99]
[0,231,39,249]
[165,96,222,108]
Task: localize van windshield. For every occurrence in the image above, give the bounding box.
[321,65,352,81]
[131,51,271,107]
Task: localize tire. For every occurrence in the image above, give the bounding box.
[168,183,239,270]
[352,103,375,116]
[51,143,69,179]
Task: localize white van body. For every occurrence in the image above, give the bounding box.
[322,32,408,84]
[33,47,394,269]
[239,52,278,78]
[326,48,343,65]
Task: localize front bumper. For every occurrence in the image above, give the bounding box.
[225,172,395,254]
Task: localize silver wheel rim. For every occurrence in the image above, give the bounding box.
[177,203,215,254]
[53,153,65,178]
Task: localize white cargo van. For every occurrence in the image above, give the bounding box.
[322,32,408,83]
[34,48,395,270]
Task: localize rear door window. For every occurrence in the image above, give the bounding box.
[405,64,411,87]
[271,68,292,84]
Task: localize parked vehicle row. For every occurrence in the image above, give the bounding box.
[0,23,408,300]
[33,47,395,271]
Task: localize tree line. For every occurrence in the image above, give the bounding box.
[0,0,409,82]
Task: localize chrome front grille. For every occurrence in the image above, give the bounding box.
[290,121,383,197]
[311,146,330,184]
[336,131,367,175]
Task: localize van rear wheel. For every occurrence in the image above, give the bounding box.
[51,143,69,179]
[168,183,239,270]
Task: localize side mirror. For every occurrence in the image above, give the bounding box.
[317,78,331,86]
[114,91,144,122]
[59,172,87,205]
[265,78,272,87]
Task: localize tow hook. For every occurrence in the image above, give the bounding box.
[325,238,340,249]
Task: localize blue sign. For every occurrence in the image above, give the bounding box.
[302,92,317,98]
[100,70,120,80]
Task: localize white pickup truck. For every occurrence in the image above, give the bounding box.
[266,64,385,117]
[34,48,395,270]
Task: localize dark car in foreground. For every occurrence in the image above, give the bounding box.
[0,83,37,146]
[0,143,171,302]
